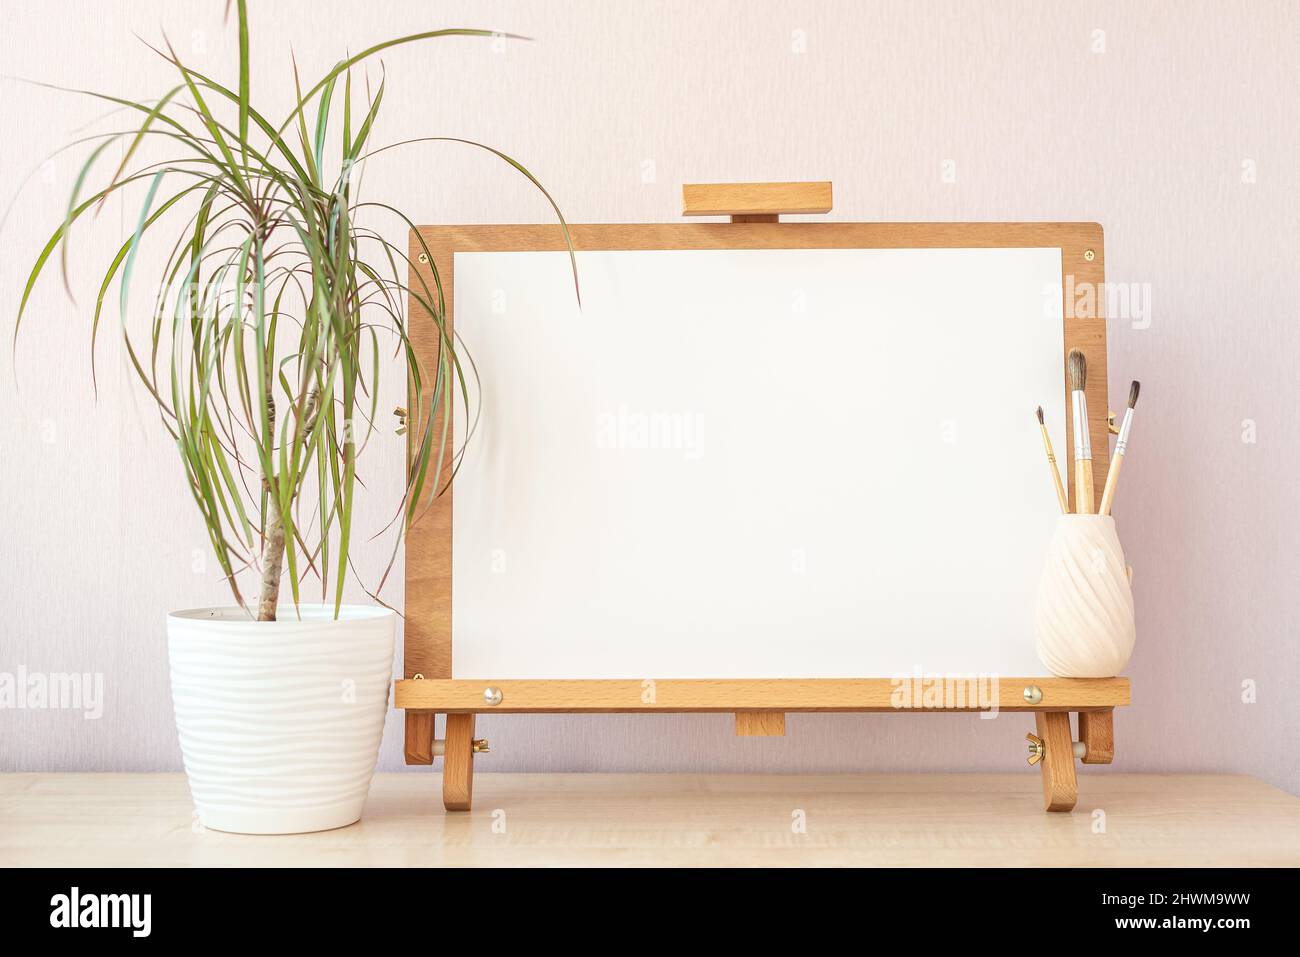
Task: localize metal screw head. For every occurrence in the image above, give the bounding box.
[484,686,503,706]
[472,738,491,753]
[1083,249,1095,262]
[1023,685,1043,705]
[418,252,430,264]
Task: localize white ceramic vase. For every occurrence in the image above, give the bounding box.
[1034,515,1136,677]
[167,604,395,834]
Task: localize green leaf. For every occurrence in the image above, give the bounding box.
[16,20,567,622]
[236,0,250,164]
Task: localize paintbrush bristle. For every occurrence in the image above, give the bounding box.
[1128,380,1141,408]
[1067,349,1087,392]
[1036,405,1044,424]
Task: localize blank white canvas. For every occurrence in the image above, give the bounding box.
[450,247,1066,678]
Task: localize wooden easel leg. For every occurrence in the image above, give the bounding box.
[404,711,436,765]
[442,713,476,812]
[1035,711,1077,812]
[1078,708,1115,764]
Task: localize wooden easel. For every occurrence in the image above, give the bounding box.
[398,182,1128,814]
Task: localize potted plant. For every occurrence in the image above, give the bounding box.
[15,6,571,833]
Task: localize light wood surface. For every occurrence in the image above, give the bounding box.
[3,773,1297,868]
[405,222,1110,691]
[681,181,833,216]
[395,677,1130,713]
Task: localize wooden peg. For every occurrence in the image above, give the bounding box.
[735,711,786,736]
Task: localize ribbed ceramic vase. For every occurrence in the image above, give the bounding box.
[1034,515,1136,677]
[167,605,395,834]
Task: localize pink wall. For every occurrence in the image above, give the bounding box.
[2,1,1296,794]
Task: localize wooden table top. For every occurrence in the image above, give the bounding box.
[2,772,1297,867]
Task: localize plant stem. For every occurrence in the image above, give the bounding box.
[258,387,283,622]
[257,480,285,621]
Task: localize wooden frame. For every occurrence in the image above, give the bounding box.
[402,182,1121,814]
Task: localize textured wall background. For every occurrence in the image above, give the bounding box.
[2,1,1297,796]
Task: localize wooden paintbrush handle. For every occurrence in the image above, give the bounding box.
[1075,458,1095,514]
[1040,426,1068,514]
[1099,452,1123,515]
[1069,388,1094,515]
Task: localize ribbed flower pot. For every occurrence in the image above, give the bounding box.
[1034,515,1136,677]
[167,605,395,834]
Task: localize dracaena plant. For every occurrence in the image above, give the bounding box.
[15,5,573,620]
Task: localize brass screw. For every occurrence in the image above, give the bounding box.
[394,406,408,437]
[1083,249,1095,262]
[1023,685,1043,705]
[472,739,491,754]
[412,673,424,680]
[418,253,430,264]
[1108,410,1121,435]
[1026,733,1045,766]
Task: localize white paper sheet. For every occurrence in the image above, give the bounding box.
[449,247,1066,678]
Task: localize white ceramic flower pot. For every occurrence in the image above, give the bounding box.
[167,604,395,834]
[1034,515,1136,677]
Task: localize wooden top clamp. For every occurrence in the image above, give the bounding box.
[681,181,833,220]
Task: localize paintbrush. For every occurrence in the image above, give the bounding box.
[1099,381,1141,515]
[1036,406,1068,514]
[1068,349,1094,513]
